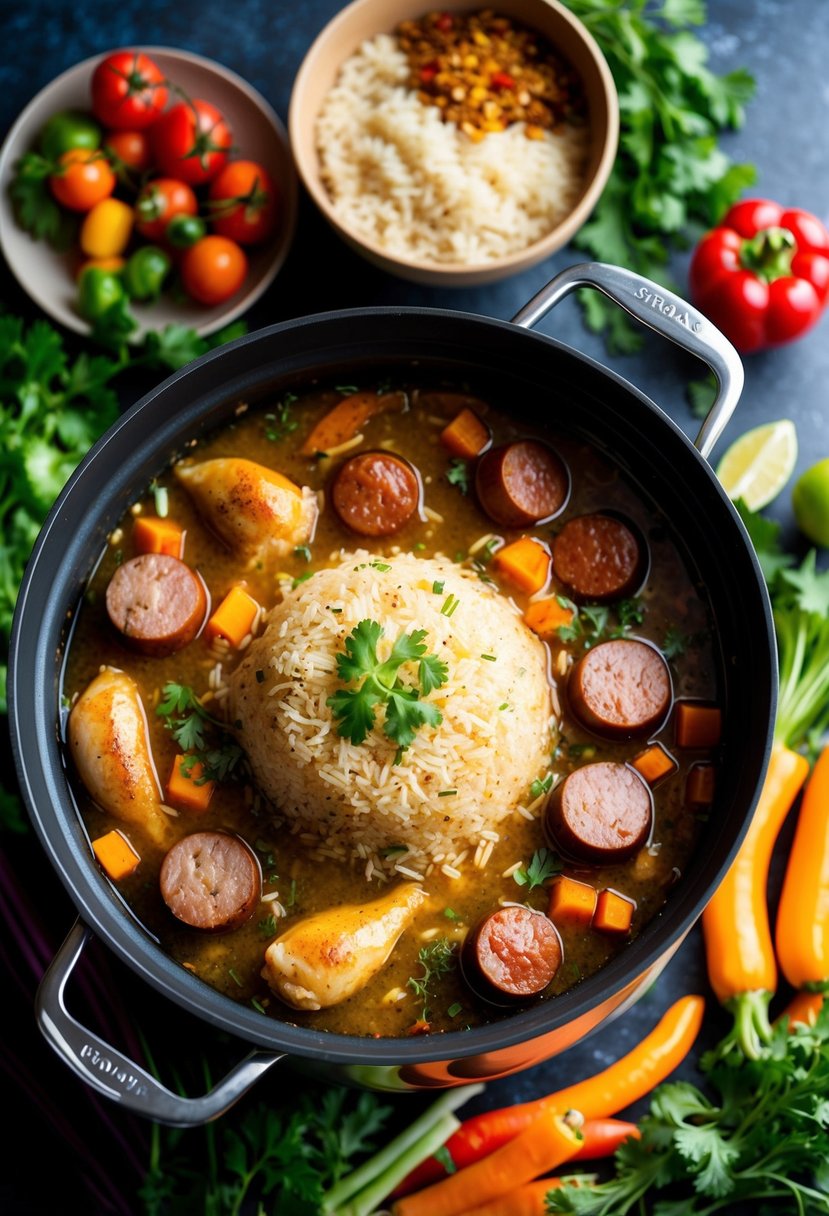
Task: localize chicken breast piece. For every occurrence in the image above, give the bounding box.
[174,457,317,562]
[68,668,171,847]
[262,883,425,1010]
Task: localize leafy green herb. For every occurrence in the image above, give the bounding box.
[335,384,359,395]
[228,968,243,988]
[446,458,470,495]
[663,625,690,659]
[407,938,457,1022]
[547,1007,829,1215]
[562,0,756,353]
[480,653,497,662]
[557,598,645,649]
[258,914,278,937]
[530,774,554,800]
[371,560,391,572]
[287,878,297,908]
[687,370,718,419]
[9,151,77,250]
[156,682,244,785]
[292,571,313,589]
[443,907,460,920]
[295,545,312,562]
[438,789,457,798]
[250,997,267,1014]
[432,580,445,594]
[735,498,794,585]
[380,844,408,858]
[513,847,562,890]
[616,598,645,630]
[327,622,449,751]
[441,594,460,618]
[0,784,28,835]
[264,392,298,442]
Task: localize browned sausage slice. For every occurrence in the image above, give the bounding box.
[106,554,207,657]
[462,905,562,1004]
[475,441,569,528]
[330,451,420,537]
[553,514,645,602]
[568,638,672,738]
[545,762,652,863]
[160,831,261,931]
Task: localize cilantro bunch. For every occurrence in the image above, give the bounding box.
[327,619,449,751]
[564,0,756,352]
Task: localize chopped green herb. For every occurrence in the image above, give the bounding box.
[414,542,426,551]
[335,384,359,395]
[441,594,460,618]
[381,844,408,858]
[454,550,466,563]
[513,847,562,891]
[294,545,312,562]
[113,549,123,566]
[331,606,343,613]
[258,914,278,938]
[432,580,445,594]
[568,743,597,759]
[155,682,244,784]
[287,878,297,908]
[480,653,496,662]
[581,605,611,637]
[663,625,690,659]
[292,571,313,589]
[250,997,266,1014]
[371,561,391,572]
[406,938,457,1022]
[438,789,457,798]
[228,968,243,988]
[255,669,265,684]
[499,702,509,711]
[446,458,470,495]
[446,1003,463,1020]
[529,774,554,800]
[327,619,449,750]
[264,393,298,442]
[617,598,645,630]
[153,483,169,518]
[443,907,459,921]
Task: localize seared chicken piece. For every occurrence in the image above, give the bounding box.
[262,883,425,1011]
[68,668,171,846]
[174,457,317,562]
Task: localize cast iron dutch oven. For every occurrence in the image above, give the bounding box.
[9,263,776,1127]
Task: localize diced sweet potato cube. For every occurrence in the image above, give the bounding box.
[594,889,635,935]
[632,743,677,787]
[548,876,597,926]
[493,537,551,595]
[524,596,575,640]
[686,763,716,807]
[92,830,140,880]
[440,408,491,459]
[133,516,183,558]
[675,702,722,749]
[166,754,215,814]
[205,585,260,648]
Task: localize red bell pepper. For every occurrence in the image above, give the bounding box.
[689,198,829,352]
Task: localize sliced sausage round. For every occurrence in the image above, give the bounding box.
[331,451,420,537]
[545,762,652,863]
[160,831,261,932]
[553,514,646,602]
[461,905,562,1004]
[568,638,672,738]
[106,554,207,657]
[475,441,569,528]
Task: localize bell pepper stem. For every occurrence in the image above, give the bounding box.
[740,226,797,282]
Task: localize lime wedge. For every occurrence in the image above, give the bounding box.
[716,419,798,510]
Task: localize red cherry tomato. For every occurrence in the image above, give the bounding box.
[151,100,232,186]
[91,51,168,130]
[207,160,279,245]
[180,235,247,305]
[135,178,198,242]
[104,129,153,173]
[49,149,116,212]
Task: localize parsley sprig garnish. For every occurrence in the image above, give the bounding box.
[557,598,645,648]
[406,938,457,1023]
[513,847,562,891]
[156,682,244,785]
[327,620,448,750]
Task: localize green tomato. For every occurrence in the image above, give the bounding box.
[166,214,207,249]
[124,246,171,302]
[78,267,125,321]
[792,458,829,547]
[39,110,102,161]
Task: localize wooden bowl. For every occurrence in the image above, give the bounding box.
[289,0,618,286]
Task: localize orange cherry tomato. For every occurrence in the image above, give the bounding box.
[208,160,279,245]
[49,148,116,212]
[135,178,198,242]
[180,235,248,305]
[104,129,153,173]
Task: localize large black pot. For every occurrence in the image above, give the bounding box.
[9,264,776,1127]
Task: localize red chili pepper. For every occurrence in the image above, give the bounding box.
[689,198,829,352]
[491,71,516,89]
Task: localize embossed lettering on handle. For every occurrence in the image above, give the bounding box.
[37,920,284,1126]
[511,261,744,461]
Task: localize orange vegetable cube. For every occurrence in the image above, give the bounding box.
[632,743,677,787]
[675,702,722,749]
[92,830,140,880]
[524,596,575,640]
[205,585,260,648]
[548,876,597,926]
[133,515,184,558]
[493,537,551,595]
[686,763,716,807]
[440,408,491,459]
[594,889,635,935]
[166,754,215,814]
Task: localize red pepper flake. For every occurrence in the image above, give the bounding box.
[491,71,515,89]
[420,63,439,83]
[435,12,453,31]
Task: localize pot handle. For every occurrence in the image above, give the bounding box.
[511,261,743,461]
[36,920,285,1127]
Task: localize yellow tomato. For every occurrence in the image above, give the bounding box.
[79,198,134,258]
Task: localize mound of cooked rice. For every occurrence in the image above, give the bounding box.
[315,34,589,265]
[229,551,554,880]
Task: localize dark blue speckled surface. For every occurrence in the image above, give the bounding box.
[1,1,827,1210]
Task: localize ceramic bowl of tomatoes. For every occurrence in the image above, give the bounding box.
[0,47,297,337]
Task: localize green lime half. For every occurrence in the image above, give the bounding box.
[716,419,798,510]
[792,457,829,547]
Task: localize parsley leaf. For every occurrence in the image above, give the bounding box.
[513,847,562,890]
[328,619,448,749]
[156,682,244,785]
[446,458,470,494]
[9,152,77,250]
[662,625,689,659]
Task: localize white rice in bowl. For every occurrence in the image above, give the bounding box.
[229,551,554,879]
[315,34,589,264]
